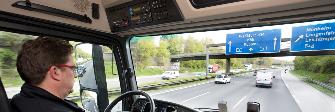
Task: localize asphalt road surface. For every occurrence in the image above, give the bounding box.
[153,69,301,112]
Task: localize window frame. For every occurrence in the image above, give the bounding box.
[0,10,136,111]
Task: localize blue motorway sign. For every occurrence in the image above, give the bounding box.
[226,29,281,55]
[291,22,335,52]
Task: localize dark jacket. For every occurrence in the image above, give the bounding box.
[10,83,85,112]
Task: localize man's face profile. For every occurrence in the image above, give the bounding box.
[57,55,76,96]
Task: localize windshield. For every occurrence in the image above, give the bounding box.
[216,75,223,78]
[130,19,335,112]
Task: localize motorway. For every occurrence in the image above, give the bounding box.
[152,69,302,112]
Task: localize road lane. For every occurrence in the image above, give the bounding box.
[153,70,301,112]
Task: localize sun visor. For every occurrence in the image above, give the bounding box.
[0,0,111,32]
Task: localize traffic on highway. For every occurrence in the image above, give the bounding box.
[130,18,335,112]
[1,0,335,112]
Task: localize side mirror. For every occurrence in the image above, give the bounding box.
[247,102,260,112]
[76,65,86,77]
[81,90,99,112]
[273,76,275,79]
[74,43,97,89]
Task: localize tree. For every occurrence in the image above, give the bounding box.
[159,35,184,55]
[155,41,170,66]
[0,32,35,52]
[294,56,335,73]
[231,58,244,69]
[131,38,156,68]
[320,56,335,73]
[0,48,16,69]
[0,31,35,69]
[184,36,204,53]
[264,58,273,67]
[161,34,178,40]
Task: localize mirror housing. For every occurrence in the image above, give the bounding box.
[80,90,99,112]
[218,101,228,112]
[76,65,86,77]
[247,102,260,112]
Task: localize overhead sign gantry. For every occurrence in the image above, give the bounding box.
[226,29,281,55]
[170,20,335,76]
[291,22,335,52]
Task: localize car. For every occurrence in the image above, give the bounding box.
[161,71,179,80]
[194,72,206,76]
[255,72,273,88]
[253,70,257,76]
[215,74,231,84]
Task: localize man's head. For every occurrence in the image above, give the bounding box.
[17,37,75,98]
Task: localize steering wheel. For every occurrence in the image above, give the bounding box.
[104,91,155,112]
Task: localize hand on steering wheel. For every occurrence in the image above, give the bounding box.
[104,91,155,112]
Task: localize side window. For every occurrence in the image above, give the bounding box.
[0,31,122,111]
[74,44,122,111]
[0,31,35,98]
[102,46,122,111]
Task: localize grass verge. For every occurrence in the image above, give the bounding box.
[291,70,335,98]
[0,69,23,88]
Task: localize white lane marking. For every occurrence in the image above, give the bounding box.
[151,71,253,96]
[151,80,214,96]
[281,71,302,109]
[182,92,210,103]
[233,96,247,110]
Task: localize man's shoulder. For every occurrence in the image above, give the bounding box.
[11,93,84,112]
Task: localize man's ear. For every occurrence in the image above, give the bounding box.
[48,66,62,81]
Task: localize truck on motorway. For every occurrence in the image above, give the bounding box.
[256,72,273,88]
[161,71,180,80]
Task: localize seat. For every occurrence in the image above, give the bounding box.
[0,77,11,112]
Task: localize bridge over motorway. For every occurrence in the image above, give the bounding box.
[169,38,335,75]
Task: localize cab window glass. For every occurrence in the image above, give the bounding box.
[0,31,122,111]
[74,43,122,110]
[0,31,35,97]
[130,19,335,111]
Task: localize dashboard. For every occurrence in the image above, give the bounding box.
[132,98,198,112]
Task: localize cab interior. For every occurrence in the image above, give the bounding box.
[1,0,335,112]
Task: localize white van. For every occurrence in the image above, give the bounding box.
[255,72,273,88]
[215,74,231,84]
[161,71,180,80]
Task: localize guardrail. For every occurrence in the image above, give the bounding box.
[303,77,335,92]
[66,70,252,101]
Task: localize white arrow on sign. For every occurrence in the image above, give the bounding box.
[274,37,277,50]
[294,35,304,43]
[228,41,232,52]
[249,48,253,51]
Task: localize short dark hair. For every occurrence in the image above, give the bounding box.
[16,37,73,85]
